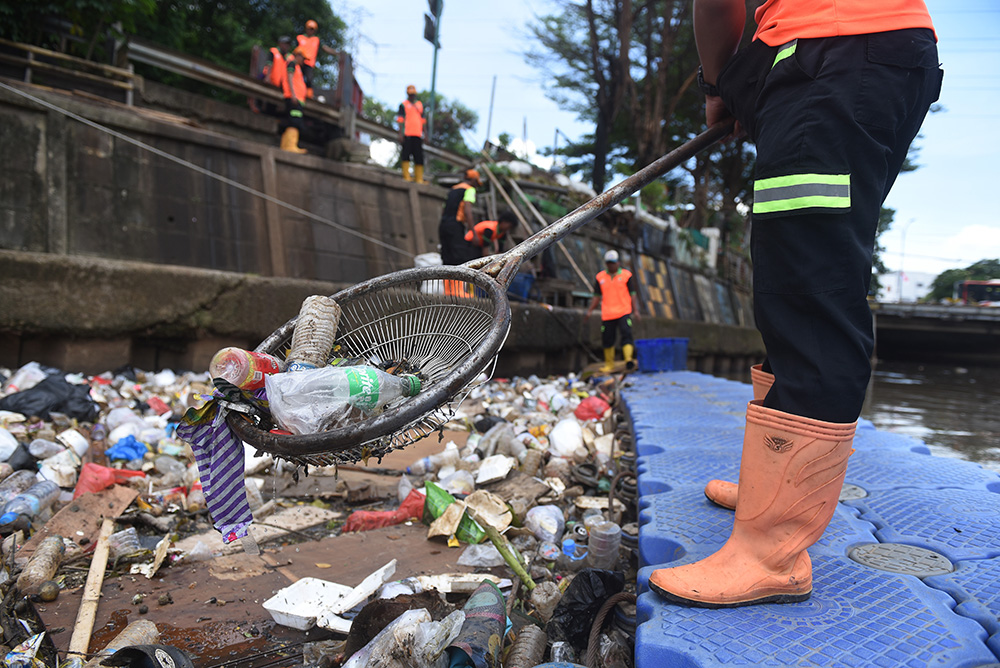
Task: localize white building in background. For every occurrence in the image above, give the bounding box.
[878,270,936,303]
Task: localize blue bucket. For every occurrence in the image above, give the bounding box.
[507,272,535,302]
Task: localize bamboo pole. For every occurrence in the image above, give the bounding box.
[69,517,114,657]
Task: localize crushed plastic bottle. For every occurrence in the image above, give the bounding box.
[209,347,284,390]
[266,365,422,435]
[0,470,38,505]
[585,520,622,570]
[15,534,64,594]
[556,538,587,573]
[286,295,341,372]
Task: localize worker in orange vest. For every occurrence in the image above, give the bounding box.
[464,210,516,257]
[587,249,639,372]
[396,85,426,183]
[296,19,339,99]
[279,47,308,154]
[265,36,293,89]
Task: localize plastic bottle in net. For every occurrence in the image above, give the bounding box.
[209,347,284,390]
[265,365,421,434]
[287,295,342,372]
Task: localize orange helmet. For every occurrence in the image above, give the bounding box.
[406,84,417,95]
[465,169,482,186]
[305,19,318,30]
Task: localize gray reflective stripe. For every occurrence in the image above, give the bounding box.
[754,182,850,204]
[772,40,797,68]
[753,173,851,214]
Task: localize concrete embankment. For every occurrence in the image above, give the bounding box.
[0,250,764,376]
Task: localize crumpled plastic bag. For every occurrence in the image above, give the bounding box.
[73,463,146,499]
[574,396,611,421]
[343,608,465,668]
[546,568,625,649]
[105,435,149,461]
[0,375,98,421]
[343,488,425,532]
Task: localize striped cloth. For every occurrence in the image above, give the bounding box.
[176,399,256,551]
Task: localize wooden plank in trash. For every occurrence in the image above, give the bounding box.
[19,485,138,559]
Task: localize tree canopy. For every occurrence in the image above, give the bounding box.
[925,259,1000,302]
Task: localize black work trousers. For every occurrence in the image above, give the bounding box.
[718,29,942,423]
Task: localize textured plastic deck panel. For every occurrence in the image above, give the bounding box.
[624,371,1000,667]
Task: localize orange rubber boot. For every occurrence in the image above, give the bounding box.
[649,400,854,608]
[704,364,775,510]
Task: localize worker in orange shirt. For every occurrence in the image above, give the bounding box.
[265,36,293,89]
[279,47,308,154]
[587,250,639,372]
[396,85,426,183]
[296,19,339,99]
[464,210,516,257]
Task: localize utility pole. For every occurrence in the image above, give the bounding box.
[485,75,497,146]
[424,0,443,142]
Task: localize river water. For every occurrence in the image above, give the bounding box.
[862,361,1000,474]
[719,362,1000,474]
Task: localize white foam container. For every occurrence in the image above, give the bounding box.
[262,578,354,630]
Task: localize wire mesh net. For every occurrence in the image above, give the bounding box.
[228,268,510,467]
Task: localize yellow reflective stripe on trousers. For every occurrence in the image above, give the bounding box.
[772,40,797,68]
[753,173,850,214]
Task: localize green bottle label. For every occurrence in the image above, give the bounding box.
[346,368,380,411]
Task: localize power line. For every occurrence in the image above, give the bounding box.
[0,81,415,260]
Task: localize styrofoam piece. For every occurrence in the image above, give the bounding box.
[263,578,354,630]
[263,559,397,631]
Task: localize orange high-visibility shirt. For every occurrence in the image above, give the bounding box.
[464,220,504,247]
[396,100,425,137]
[296,34,320,67]
[753,0,935,46]
[596,268,634,321]
[268,48,287,88]
[282,60,307,103]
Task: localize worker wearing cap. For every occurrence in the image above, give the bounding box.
[266,36,293,89]
[396,85,426,183]
[587,250,639,372]
[279,47,308,154]
[464,210,516,257]
[296,19,339,99]
[439,168,483,268]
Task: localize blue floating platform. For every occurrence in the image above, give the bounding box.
[623,370,1000,667]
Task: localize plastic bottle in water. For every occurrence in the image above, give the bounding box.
[266,366,422,435]
[209,347,284,390]
[406,443,460,476]
[0,480,60,528]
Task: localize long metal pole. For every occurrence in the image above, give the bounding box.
[485,74,497,145]
[428,9,441,141]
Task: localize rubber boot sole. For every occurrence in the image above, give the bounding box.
[649,578,812,608]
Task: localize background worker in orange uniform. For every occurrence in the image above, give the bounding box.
[279,47,308,153]
[296,19,339,99]
[265,36,293,89]
[464,210,516,257]
[587,250,639,372]
[396,85,426,183]
[648,0,941,609]
[438,168,482,266]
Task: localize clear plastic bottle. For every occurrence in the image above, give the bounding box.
[209,347,284,390]
[585,520,622,570]
[286,295,341,372]
[556,538,587,573]
[406,443,460,475]
[0,480,60,527]
[265,366,422,435]
[0,470,40,505]
[15,535,65,594]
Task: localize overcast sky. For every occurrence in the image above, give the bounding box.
[342,0,1000,277]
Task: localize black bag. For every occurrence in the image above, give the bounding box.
[0,376,98,421]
